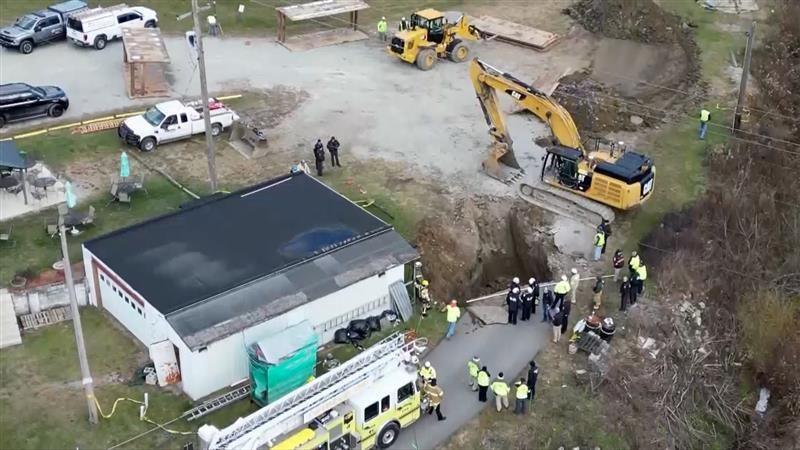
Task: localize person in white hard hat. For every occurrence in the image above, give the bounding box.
[509,276,520,292]
[399,16,411,31]
[506,287,520,325]
[553,275,571,308]
[207,15,221,37]
[569,268,580,304]
[419,360,437,385]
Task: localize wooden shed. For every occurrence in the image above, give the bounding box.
[276,0,369,51]
[122,27,171,99]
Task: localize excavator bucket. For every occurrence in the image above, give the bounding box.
[482,143,522,181]
[228,118,268,158]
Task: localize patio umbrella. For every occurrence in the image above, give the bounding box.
[120,152,130,179]
[65,181,76,209]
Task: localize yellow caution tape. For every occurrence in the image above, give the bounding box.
[82,115,116,124]
[46,122,83,131]
[116,110,146,118]
[218,94,243,100]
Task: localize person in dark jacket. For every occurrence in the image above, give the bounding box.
[526,360,539,401]
[313,139,325,176]
[619,276,632,311]
[509,276,520,292]
[506,287,519,325]
[598,219,612,254]
[520,286,533,321]
[326,136,341,167]
[612,249,625,281]
[477,366,490,402]
[592,276,604,311]
[560,297,572,335]
[629,272,639,305]
[528,278,539,316]
[541,287,554,323]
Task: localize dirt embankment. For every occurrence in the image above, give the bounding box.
[415,196,554,303]
[555,0,703,134]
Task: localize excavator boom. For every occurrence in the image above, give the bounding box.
[468,59,584,154]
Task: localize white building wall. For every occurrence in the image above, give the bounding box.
[179,264,405,400]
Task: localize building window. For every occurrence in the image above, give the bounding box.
[112,286,118,294]
[137,307,142,315]
[124,295,129,304]
[99,273,105,282]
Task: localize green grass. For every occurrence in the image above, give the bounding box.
[0,175,193,285]
[0,0,467,36]
[14,129,121,171]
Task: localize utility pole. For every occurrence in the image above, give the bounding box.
[58,204,99,424]
[191,0,218,192]
[733,21,756,132]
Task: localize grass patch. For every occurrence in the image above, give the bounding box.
[0,0,467,36]
[15,130,121,172]
[0,177,193,285]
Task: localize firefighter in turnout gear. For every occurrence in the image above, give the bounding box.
[423,379,446,421]
[419,361,437,386]
[416,279,432,317]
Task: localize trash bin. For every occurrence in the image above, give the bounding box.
[599,317,616,342]
[584,314,601,336]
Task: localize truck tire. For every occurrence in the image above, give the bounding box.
[415,49,436,71]
[139,137,157,152]
[377,422,400,449]
[94,35,107,50]
[47,104,64,118]
[19,40,34,54]
[449,42,469,63]
[144,20,157,28]
[210,123,222,137]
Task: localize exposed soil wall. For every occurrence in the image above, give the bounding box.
[416,196,554,304]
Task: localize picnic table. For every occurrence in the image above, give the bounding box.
[44,206,96,237]
[31,177,57,189]
[108,176,146,206]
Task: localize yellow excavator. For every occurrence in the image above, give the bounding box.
[468,58,655,214]
[388,9,482,71]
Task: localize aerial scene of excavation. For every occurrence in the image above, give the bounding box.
[0,0,797,449]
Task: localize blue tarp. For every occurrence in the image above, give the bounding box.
[0,141,26,169]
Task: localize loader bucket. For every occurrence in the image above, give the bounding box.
[228,119,268,159]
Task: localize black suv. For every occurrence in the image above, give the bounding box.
[0,83,69,128]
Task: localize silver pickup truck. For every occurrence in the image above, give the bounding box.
[0,0,87,54]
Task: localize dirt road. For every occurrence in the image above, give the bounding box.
[0,34,595,195]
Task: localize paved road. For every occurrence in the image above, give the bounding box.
[394,314,550,450]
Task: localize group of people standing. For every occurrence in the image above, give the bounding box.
[613,249,648,311]
[468,357,539,415]
[311,137,342,176]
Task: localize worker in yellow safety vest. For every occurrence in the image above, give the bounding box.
[377,17,388,41]
[445,299,461,339]
[467,356,480,391]
[628,251,641,277]
[514,380,530,415]
[699,109,710,140]
[635,263,648,296]
[477,366,490,402]
[419,361,437,386]
[491,372,510,412]
[553,275,571,308]
[592,230,605,261]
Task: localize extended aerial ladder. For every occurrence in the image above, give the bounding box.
[468,58,655,221]
[198,333,427,450]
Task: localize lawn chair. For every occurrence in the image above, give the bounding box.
[83,206,96,225]
[30,188,46,201]
[44,220,59,238]
[106,182,119,207]
[118,191,132,208]
[0,224,14,247]
[7,184,23,196]
[137,174,149,196]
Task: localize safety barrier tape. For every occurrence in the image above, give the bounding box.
[0,94,244,141]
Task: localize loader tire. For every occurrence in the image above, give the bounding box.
[415,49,436,71]
[449,42,469,62]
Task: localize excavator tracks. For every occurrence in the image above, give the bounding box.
[519,181,615,228]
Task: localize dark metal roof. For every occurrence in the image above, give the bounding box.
[85,173,408,318]
[546,145,582,160]
[169,231,417,349]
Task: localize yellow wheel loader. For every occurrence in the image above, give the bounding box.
[388,9,482,71]
[469,58,656,215]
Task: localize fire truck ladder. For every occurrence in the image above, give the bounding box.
[206,332,426,450]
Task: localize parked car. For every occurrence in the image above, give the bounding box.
[66,4,158,50]
[0,83,70,128]
[0,1,87,54]
[118,99,239,152]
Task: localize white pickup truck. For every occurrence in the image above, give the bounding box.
[118,99,238,152]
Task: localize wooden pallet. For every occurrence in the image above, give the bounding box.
[20,306,72,330]
[470,15,560,51]
[72,118,125,134]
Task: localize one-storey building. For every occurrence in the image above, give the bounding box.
[82,172,417,399]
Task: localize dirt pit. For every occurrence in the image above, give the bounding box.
[415,195,555,304]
